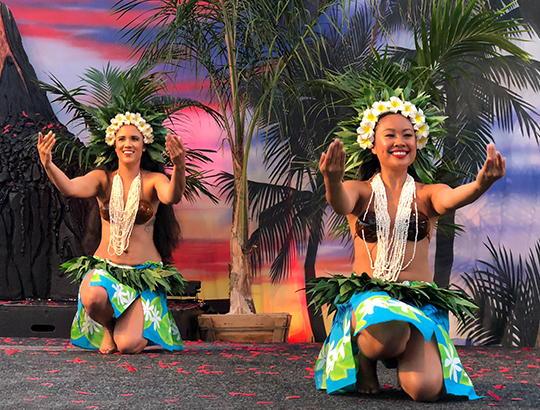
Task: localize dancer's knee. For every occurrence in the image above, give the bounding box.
[358,321,410,359]
[115,335,147,354]
[400,372,442,402]
[80,287,110,315]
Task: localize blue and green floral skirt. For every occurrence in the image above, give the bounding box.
[314,290,480,399]
[69,259,184,351]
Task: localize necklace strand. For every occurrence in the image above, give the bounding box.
[363,173,418,282]
[108,173,141,256]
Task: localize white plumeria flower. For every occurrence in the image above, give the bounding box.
[362,108,378,123]
[415,122,429,139]
[105,133,115,146]
[357,136,374,149]
[143,135,154,144]
[412,108,425,125]
[372,101,389,116]
[443,344,463,383]
[417,135,428,149]
[388,96,405,113]
[401,101,417,118]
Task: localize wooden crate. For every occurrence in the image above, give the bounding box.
[198,313,291,342]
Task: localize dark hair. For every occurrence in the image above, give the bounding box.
[82,150,181,264]
[358,112,421,182]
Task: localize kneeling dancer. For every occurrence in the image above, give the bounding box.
[310,87,505,401]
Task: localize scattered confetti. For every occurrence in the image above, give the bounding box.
[487,391,502,401]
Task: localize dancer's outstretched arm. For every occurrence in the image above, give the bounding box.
[319,139,364,215]
[153,133,186,205]
[37,131,104,198]
[430,143,506,215]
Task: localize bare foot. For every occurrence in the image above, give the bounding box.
[99,328,117,354]
[356,353,380,394]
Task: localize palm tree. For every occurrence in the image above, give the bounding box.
[458,238,540,347]
[112,0,340,314]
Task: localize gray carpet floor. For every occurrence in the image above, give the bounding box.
[0,338,538,409]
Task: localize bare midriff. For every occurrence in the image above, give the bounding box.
[94,212,161,265]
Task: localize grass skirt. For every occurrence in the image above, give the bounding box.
[68,257,184,351]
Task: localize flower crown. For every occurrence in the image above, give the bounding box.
[105,111,154,146]
[356,96,429,150]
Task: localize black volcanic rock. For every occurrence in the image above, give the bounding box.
[0,2,88,300]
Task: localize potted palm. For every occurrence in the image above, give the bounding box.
[112,0,338,341]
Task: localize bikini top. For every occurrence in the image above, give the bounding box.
[99,200,154,225]
[355,208,431,243]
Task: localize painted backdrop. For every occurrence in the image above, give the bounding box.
[10,0,540,342]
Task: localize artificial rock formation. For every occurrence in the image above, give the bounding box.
[0,3,86,299]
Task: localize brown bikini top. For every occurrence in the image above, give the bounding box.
[355,209,431,243]
[100,200,154,225]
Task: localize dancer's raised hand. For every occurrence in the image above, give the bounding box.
[37,131,56,168]
[477,143,506,189]
[319,139,346,183]
[165,133,186,169]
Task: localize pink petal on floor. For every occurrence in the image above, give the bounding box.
[229,392,242,396]
[126,366,137,372]
[256,401,274,405]
[511,398,523,401]
[487,391,502,401]
[76,391,91,395]
[41,383,54,386]
[493,385,506,389]
[285,396,300,399]
[162,398,179,403]
[121,394,133,397]
[72,401,84,404]
[199,395,216,398]
[243,393,256,397]
[46,370,59,373]
[39,396,48,399]
[27,377,39,380]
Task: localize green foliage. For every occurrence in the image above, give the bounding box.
[459,238,540,347]
[305,272,477,324]
[61,255,187,296]
[37,63,219,203]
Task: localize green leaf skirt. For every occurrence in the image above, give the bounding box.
[61,255,186,296]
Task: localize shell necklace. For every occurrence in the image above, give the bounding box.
[363,173,418,282]
[107,172,141,256]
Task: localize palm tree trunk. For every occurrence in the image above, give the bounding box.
[434,211,455,287]
[304,234,327,342]
[228,155,256,314]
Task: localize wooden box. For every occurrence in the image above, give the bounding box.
[198,313,291,342]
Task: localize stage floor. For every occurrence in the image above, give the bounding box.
[0,338,538,409]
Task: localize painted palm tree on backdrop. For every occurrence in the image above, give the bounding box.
[217,0,540,340]
[113,0,340,314]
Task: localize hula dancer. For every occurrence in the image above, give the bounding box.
[36,67,197,354]
[311,87,505,401]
